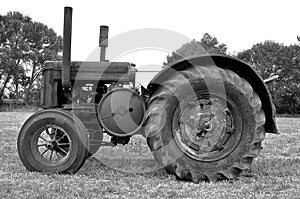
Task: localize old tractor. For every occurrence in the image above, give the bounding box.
[17,7,278,182]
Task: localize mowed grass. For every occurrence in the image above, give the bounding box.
[0,113,300,199]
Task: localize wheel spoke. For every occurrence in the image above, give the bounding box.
[45,128,51,136]
[41,148,49,156]
[37,144,48,147]
[38,136,48,143]
[52,128,58,141]
[49,150,54,161]
[57,134,66,142]
[58,143,70,146]
[55,151,62,160]
[58,147,68,155]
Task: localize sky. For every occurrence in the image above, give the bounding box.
[1,0,300,70]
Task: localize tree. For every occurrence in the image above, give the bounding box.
[164,33,227,66]
[0,12,29,100]
[0,11,62,103]
[22,21,62,102]
[237,41,300,114]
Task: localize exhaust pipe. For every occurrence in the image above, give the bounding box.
[99,25,109,62]
[62,6,72,91]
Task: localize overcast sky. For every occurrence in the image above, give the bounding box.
[1,0,300,68]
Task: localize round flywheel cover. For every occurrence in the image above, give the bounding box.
[97,88,146,136]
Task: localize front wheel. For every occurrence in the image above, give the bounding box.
[17,109,88,174]
[145,66,266,182]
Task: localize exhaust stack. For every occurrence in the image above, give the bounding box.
[62,6,72,91]
[99,25,109,62]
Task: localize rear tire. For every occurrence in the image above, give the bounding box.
[17,109,88,174]
[145,66,265,182]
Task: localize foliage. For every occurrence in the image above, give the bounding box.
[164,33,227,66]
[237,41,300,114]
[0,11,62,103]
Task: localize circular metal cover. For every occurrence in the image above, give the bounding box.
[97,88,146,136]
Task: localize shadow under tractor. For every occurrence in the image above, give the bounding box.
[17,7,279,182]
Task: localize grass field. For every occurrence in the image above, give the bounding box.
[0,112,300,198]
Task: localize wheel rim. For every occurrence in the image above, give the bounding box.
[31,125,72,166]
[172,92,242,162]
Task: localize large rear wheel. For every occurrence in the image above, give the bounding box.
[145,66,266,182]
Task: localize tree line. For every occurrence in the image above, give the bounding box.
[0,11,299,114]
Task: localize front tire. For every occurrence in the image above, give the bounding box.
[17,109,88,174]
[145,66,266,182]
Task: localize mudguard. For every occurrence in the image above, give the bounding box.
[147,54,278,134]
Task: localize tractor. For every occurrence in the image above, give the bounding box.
[17,7,278,182]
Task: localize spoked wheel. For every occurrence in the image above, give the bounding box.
[32,125,72,166]
[17,109,88,174]
[145,66,266,182]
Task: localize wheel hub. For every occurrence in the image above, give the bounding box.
[46,140,58,150]
[195,112,214,137]
[173,95,238,161]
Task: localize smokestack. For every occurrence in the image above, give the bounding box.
[99,25,109,62]
[62,6,72,91]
